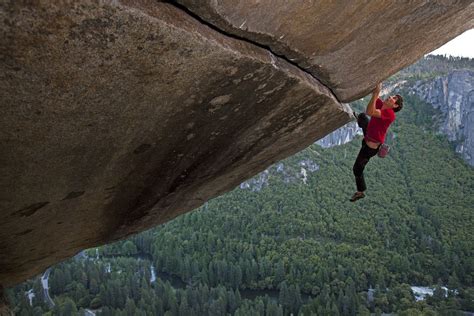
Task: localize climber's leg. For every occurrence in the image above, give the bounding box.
[351,140,378,201]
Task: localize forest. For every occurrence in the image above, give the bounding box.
[6,56,474,315]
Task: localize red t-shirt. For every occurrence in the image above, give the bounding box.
[365,98,396,143]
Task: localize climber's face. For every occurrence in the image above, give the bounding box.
[384,95,400,110]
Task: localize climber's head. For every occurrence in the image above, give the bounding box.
[384,94,403,112]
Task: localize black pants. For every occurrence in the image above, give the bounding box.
[353,113,379,192]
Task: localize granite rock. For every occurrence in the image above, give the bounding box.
[0,0,349,286]
[177,0,474,101]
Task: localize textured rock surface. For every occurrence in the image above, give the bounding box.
[177,0,474,101]
[0,0,350,286]
[1,0,473,288]
[411,70,474,166]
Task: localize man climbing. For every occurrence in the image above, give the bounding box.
[350,83,403,202]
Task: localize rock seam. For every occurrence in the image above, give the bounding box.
[164,0,343,105]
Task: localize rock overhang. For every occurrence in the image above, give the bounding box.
[0,0,350,287]
[176,0,474,102]
[1,0,473,288]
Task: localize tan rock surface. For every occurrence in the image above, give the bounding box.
[177,0,474,101]
[0,0,350,286]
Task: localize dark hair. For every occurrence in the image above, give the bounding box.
[394,94,403,112]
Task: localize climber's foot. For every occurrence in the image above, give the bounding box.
[349,191,365,202]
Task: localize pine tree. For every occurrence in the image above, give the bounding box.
[278,281,291,313]
[275,262,285,285]
[179,296,191,316]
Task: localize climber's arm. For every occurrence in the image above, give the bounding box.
[366,83,382,118]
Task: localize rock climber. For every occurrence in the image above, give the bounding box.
[350,83,403,202]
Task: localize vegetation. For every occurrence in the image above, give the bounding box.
[6,56,474,315]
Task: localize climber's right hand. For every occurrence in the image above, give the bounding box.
[373,83,382,95]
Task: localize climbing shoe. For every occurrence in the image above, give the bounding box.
[349,192,365,202]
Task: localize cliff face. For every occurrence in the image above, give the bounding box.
[316,122,361,148]
[1,0,473,287]
[410,70,474,166]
